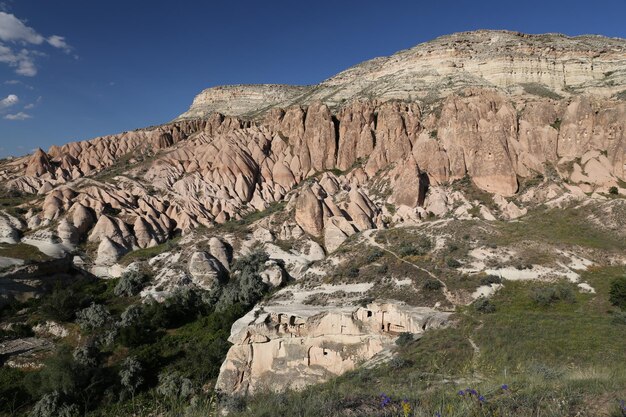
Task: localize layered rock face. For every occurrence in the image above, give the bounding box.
[179,31,626,118]
[216,302,450,395]
[178,84,312,119]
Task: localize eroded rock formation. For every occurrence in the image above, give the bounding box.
[216,302,450,395]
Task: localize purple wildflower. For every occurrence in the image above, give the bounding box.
[435,412,442,417]
[501,384,509,391]
[380,393,391,408]
[470,389,478,397]
[458,390,465,396]
[478,395,485,403]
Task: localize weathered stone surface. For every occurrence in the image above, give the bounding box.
[295,187,325,237]
[188,251,225,290]
[96,237,125,265]
[216,302,450,395]
[324,216,357,253]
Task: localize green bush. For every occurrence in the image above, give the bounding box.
[480,275,502,286]
[215,249,271,312]
[395,237,432,258]
[75,303,112,331]
[0,322,34,341]
[365,249,384,263]
[611,311,626,325]
[114,271,149,297]
[119,356,143,397]
[28,392,79,417]
[473,297,496,314]
[346,266,360,278]
[156,371,195,400]
[422,279,443,291]
[40,289,82,322]
[531,284,576,307]
[609,276,626,310]
[395,332,414,347]
[0,367,31,415]
[609,186,619,195]
[446,258,461,268]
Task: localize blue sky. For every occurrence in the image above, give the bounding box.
[0,0,625,158]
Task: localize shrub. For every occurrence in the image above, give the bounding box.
[220,395,247,413]
[446,258,461,268]
[346,266,360,278]
[388,357,410,369]
[422,279,443,291]
[118,304,143,328]
[215,249,270,312]
[72,344,98,368]
[75,303,112,331]
[144,287,206,329]
[40,289,81,322]
[28,392,79,417]
[611,311,626,325]
[397,237,432,258]
[609,186,619,195]
[119,356,143,396]
[531,284,576,307]
[156,371,194,400]
[480,275,502,286]
[395,332,414,347]
[0,323,33,341]
[609,276,626,310]
[114,271,149,297]
[366,249,384,263]
[474,297,496,314]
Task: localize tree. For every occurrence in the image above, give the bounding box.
[119,356,143,411]
[114,271,149,297]
[609,276,626,310]
[28,392,79,417]
[75,303,112,331]
[72,344,98,368]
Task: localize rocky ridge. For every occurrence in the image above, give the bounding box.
[1,29,626,397]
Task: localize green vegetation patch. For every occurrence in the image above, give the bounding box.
[0,243,51,262]
[495,205,626,250]
[521,83,564,100]
[119,236,181,265]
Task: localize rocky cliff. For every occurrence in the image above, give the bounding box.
[179,30,626,118]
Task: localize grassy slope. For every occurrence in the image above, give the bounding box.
[226,205,626,416]
[234,266,626,417]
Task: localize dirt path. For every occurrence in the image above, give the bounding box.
[361,229,456,307]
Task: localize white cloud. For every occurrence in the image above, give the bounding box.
[0,93,18,109]
[47,35,71,53]
[0,12,44,44]
[0,12,72,76]
[4,79,19,84]
[0,43,38,76]
[4,111,31,120]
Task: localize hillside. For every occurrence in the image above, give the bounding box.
[1,30,626,416]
